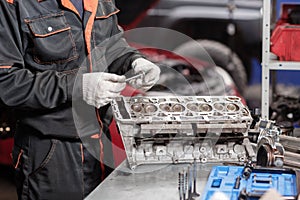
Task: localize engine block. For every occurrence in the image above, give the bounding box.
[111,96,254,169]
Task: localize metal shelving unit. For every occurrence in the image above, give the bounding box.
[261,0,300,119]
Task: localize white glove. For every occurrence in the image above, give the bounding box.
[82,72,126,108]
[129,58,160,91]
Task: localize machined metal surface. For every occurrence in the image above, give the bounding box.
[86,161,213,200]
[256,119,285,168]
[111,96,253,169]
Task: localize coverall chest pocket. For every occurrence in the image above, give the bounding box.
[93,0,120,46]
[25,12,78,64]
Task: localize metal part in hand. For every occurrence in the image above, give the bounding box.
[125,73,144,82]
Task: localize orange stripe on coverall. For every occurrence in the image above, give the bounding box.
[61,0,81,18]
[83,0,98,72]
[83,0,107,179]
[0,66,12,69]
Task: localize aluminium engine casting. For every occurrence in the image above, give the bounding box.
[270,94,300,136]
[256,119,285,168]
[111,96,255,169]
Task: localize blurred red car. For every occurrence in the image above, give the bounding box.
[0,108,15,166]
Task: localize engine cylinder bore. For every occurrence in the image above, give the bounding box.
[187,103,212,112]
[160,103,185,112]
[226,103,239,112]
[131,103,143,113]
[172,104,185,112]
[160,104,171,112]
[187,103,198,112]
[131,103,157,113]
[199,103,212,112]
[213,103,224,111]
[144,104,158,113]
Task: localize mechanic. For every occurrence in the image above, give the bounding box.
[0,0,160,199]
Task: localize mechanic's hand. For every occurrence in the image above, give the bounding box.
[82,72,126,108]
[130,58,160,91]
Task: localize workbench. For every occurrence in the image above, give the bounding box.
[86,161,216,200]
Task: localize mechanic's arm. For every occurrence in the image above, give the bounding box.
[104,13,160,91]
[0,1,74,110]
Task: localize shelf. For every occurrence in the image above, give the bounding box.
[261,0,300,119]
[268,60,300,70]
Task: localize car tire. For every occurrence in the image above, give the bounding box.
[174,39,247,94]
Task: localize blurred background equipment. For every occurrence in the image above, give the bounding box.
[116,0,263,95]
[255,119,284,168]
[0,107,15,166]
[271,4,300,61]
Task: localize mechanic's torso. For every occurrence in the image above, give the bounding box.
[10,0,120,138]
[15,0,119,72]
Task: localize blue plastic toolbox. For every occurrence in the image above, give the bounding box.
[201,166,299,200]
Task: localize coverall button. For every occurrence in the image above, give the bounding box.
[47,26,53,32]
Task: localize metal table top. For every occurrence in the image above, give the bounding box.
[86,161,219,200]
